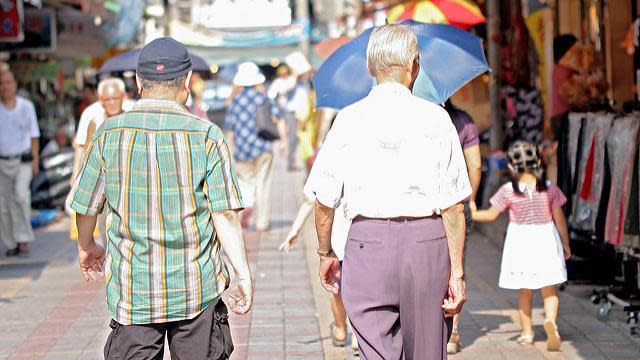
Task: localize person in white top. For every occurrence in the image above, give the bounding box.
[41,126,71,157]
[73,79,135,149]
[70,78,133,243]
[0,68,41,256]
[304,24,471,359]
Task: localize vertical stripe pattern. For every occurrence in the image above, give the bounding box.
[66,99,244,325]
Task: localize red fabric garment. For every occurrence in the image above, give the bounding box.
[616,202,625,245]
[579,135,596,200]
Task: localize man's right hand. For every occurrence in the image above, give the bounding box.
[319,251,341,294]
[228,276,253,315]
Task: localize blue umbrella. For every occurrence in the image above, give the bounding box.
[314,21,489,109]
[99,48,210,74]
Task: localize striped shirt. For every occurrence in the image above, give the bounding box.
[67,99,243,325]
[490,182,566,225]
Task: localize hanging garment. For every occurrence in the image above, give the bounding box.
[595,144,612,244]
[571,113,613,232]
[568,113,586,184]
[502,85,545,147]
[562,112,587,217]
[604,115,640,245]
[621,127,640,248]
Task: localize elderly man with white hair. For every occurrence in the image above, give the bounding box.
[304,24,471,359]
[70,78,134,242]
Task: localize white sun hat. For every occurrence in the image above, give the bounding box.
[285,51,312,76]
[233,62,266,87]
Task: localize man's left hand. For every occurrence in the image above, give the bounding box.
[442,276,466,317]
[319,251,341,294]
[32,161,39,177]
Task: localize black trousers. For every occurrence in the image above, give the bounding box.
[104,299,233,360]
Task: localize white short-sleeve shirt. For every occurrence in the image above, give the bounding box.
[0,96,40,157]
[304,83,471,220]
[75,99,135,146]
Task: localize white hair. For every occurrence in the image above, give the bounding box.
[366,24,418,82]
[97,78,126,96]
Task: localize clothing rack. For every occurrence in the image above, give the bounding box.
[557,110,640,336]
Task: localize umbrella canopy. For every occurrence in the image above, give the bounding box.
[99,48,210,74]
[314,35,355,60]
[314,21,489,110]
[387,0,485,30]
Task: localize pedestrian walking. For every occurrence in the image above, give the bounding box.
[66,37,253,359]
[284,52,314,172]
[304,24,471,359]
[444,100,482,354]
[471,140,572,352]
[268,63,297,171]
[0,68,40,256]
[225,62,286,231]
[69,78,133,243]
[279,201,360,354]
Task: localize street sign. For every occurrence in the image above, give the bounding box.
[192,0,292,29]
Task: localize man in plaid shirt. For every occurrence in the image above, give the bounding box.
[67,38,252,359]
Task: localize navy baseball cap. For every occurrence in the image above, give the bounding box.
[137,37,192,81]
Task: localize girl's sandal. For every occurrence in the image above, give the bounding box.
[516,334,534,345]
[329,322,347,347]
[544,319,562,351]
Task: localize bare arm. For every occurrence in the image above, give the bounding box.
[315,200,341,294]
[442,202,466,279]
[71,146,85,185]
[31,138,39,176]
[471,206,501,222]
[315,200,335,253]
[212,210,251,280]
[212,209,253,314]
[279,197,315,252]
[441,202,467,316]
[552,207,572,259]
[463,145,482,202]
[76,213,98,250]
[277,118,288,143]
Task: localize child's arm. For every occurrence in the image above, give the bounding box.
[552,207,572,260]
[470,201,501,222]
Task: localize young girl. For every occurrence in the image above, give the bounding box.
[471,141,572,352]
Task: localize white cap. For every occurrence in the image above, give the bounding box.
[233,62,266,87]
[285,51,312,76]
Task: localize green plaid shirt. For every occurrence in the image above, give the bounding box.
[67,99,243,325]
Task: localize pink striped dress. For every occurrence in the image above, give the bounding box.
[490,182,568,289]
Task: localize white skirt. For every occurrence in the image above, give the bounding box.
[499,222,567,290]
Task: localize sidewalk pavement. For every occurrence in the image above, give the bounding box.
[0,154,639,359]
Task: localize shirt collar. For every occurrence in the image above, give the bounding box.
[132,99,189,114]
[369,82,412,97]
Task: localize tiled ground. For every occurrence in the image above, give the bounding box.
[1,154,639,359]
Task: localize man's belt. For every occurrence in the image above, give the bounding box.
[0,151,33,162]
[353,215,437,223]
[0,154,20,160]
